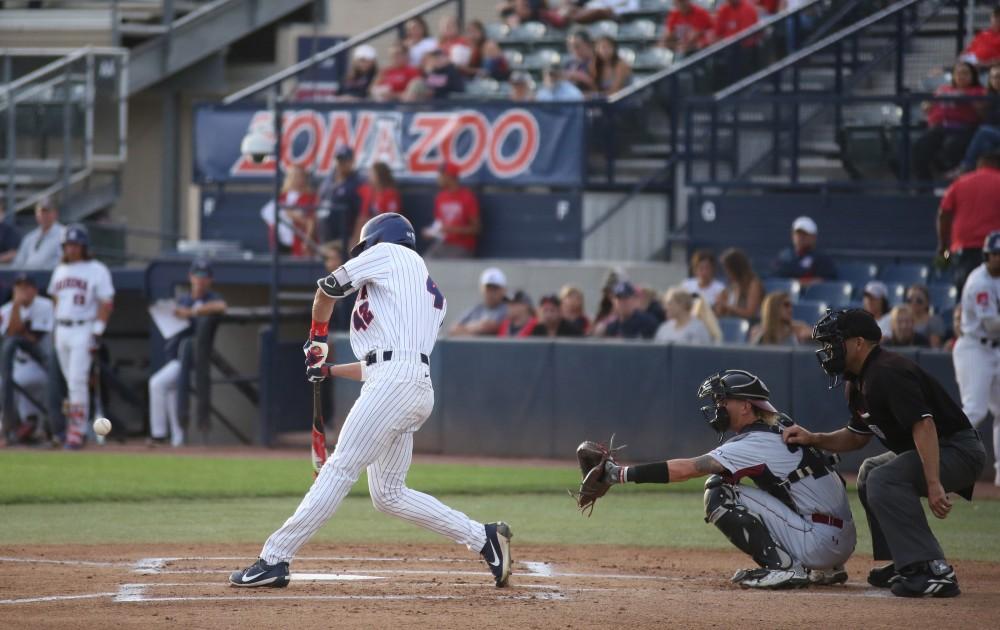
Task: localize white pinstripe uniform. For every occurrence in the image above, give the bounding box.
[260,242,487,564]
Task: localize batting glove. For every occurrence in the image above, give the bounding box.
[304,320,329,368]
[306,364,330,383]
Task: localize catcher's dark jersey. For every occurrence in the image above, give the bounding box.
[845,347,972,454]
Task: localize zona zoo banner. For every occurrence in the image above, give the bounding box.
[193,103,585,187]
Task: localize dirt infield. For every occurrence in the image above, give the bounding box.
[2,544,998,629]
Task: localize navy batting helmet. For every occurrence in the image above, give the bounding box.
[350,212,416,258]
[984,230,1000,259]
[61,224,89,247]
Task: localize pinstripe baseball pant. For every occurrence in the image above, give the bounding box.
[260,360,487,564]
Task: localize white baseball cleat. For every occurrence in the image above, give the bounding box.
[732,563,810,589]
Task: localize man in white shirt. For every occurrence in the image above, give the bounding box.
[535,63,585,102]
[11,198,64,270]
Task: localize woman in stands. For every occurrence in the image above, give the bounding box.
[372,44,422,101]
[359,162,403,220]
[681,249,726,306]
[559,284,590,334]
[714,248,764,321]
[749,291,811,346]
[262,165,317,257]
[461,20,488,76]
[592,35,633,96]
[654,288,715,345]
[958,64,1000,173]
[403,16,439,68]
[338,45,379,100]
[912,60,985,181]
[884,304,930,347]
[564,29,598,94]
[905,284,945,348]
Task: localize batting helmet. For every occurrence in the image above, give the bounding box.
[984,230,1000,260]
[697,370,777,436]
[61,224,89,248]
[350,212,416,258]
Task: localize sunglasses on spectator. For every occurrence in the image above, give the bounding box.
[906,296,926,304]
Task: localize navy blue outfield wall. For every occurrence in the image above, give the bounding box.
[255,337,985,474]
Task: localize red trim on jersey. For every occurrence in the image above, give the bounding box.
[724,463,766,484]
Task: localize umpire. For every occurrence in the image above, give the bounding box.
[783,309,986,598]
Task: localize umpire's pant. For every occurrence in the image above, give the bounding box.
[857,429,985,570]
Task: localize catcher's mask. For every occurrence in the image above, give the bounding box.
[812,308,882,388]
[697,370,777,438]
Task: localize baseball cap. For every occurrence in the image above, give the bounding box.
[189,259,213,277]
[792,216,818,235]
[984,230,1000,253]
[836,308,883,341]
[480,267,507,288]
[544,61,563,75]
[613,281,637,298]
[863,281,888,300]
[439,162,461,178]
[13,273,36,287]
[352,44,377,61]
[510,289,532,306]
[334,145,354,161]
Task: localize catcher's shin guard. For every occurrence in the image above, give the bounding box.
[703,475,794,570]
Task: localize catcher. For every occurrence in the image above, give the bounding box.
[575,369,856,589]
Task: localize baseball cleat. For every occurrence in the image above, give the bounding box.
[732,564,809,589]
[889,561,960,598]
[481,521,513,587]
[809,565,848,586]
[229,558,290,588]
[866,563,898,588]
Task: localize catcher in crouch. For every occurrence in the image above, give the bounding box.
[576,369,856,589]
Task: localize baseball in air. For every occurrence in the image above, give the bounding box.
[93,417,112,437]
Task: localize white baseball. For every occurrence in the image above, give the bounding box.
[93,417,112,437]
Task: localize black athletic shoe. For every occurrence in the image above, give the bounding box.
[867,563,898,588]
[229,558,290,588]
[481,521,512,587]
[890,561,960,598]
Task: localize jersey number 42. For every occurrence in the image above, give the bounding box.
[352,276,444,332]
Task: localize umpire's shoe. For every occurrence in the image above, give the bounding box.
[890,560,960,598]
[481,522,513,587]
[866,563,898,588]
[229,558,290,588]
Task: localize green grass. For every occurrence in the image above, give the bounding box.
[1,451,998,562]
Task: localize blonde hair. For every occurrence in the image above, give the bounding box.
[691,293,722,343]
[758,291,791,345]
[281,165,312,195]
[754,409,781,425]
[663,287,693,312]
[559,284,584,303]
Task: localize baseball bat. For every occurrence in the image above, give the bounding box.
[311,381,328,478]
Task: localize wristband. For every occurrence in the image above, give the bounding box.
[626,462,670,484]
[310,319,329,340]
[92,320,107,336]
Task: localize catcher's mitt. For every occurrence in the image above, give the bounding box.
[570,435,624,516]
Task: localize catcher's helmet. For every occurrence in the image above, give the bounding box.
[984,230,1000,260]
[350,212,416,258]
[697,370,777,436]
[61,224,89,248]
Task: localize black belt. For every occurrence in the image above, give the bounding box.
[57,319,89,326]
[365,350,429,366]
[811,513,844,529]
[978,337,1000,349]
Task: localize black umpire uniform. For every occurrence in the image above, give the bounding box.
[814,309,986,596]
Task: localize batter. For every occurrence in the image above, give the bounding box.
[230,213,512,588]
[47,225,114,449]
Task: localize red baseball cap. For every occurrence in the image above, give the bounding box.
[439,162,460,178]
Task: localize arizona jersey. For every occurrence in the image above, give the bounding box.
[47,259,115,320]
[959,263,1000,340]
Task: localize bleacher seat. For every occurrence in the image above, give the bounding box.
[503,49,524,69]
[938,308,955,337]
[588,20,618,38]
[619,19,657,40]
[884,283,907,306]
[466,78,502,97]
[635,47,674,70]
[879,263,929,286]
[793,300,827,324]
[763,278,801,302]
[719,317,750,344]
[835,261,877,287]
[508,21,547,42]
[802,282,853,308]
[640,0,671,10]
[927,284,957,311]
[486,23,509,41]
[618,47,637,66]
[522,48,561,70]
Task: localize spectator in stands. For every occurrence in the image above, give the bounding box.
[12,198,63,270]
[862,280,892,338]
[756,0,779,14]
[693,295,723,343]
[960,7,1000,67]
[596,281,658,339]
[338,45,378,100]
[321,242,355,332]
[478,40,512,81]
[556,0,638,25]
[682,249,726,306]
[749,291,812,346]
[403,16,439,68]
[781,0,816,53]
[639,286,666,325]
[958,65,1000,174]
[372,44,421,101]
[498,0,545,27]
[714,248,764,320]
[358,162,403,224]
[509,71,536,101]
[424,49,466,99]
[498,290,538,337]
[148,260,227,447]
[937,151,1000,293]
[771,216,836,285]
[0,201,21,264]
[592,269,621,332]
[592,35,633,96]
[532,294,583,337]
[261,165,317,257]
[913,61,985,181]
[438,15,469,57]
[564,30,598,93]
[883,304,930,348]
[661,0,714,56]
[318,145,365,252]
[536,62,584,101]
[654,287,714,345]
[714,0,759,45]
[905,284,945,348]
[402,78,433,103]
[424,162,481,258]
[461,20,488,76]
[450,267,508,336]
[559,284,590,334]
[945,307,962,352]
[0,274,53,445]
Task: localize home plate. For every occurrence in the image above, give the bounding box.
[292,573,385,582]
